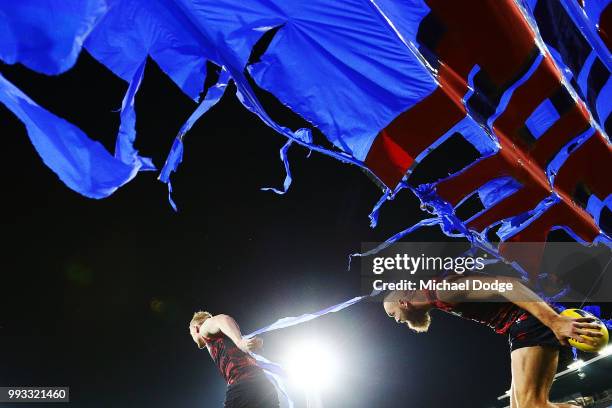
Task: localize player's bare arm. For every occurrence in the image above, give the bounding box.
[201,314,263,353]
[438,275,603,346]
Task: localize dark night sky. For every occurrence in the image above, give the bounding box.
[2,52,518,408]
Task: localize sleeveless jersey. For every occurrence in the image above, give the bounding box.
[424,284,528,334]
[205,335,263,385]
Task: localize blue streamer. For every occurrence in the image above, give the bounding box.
[524,99,561,140]
[158,67,231,210]
[559,0,612,73]
[368,189,392,228]
[476,177,522,210]
[245,294,373,407]
[115,59,155,171]
[368,181,409,228]
[233,81,376,175]
[487,53,544,131]
[260,127,315,195]
[248,353,294,408]
[583,305,602,317]
[0,73,144,198]
[159,139,183,212]
[246,295,368,338]
[348,217,441,269]
[261,140,294,195]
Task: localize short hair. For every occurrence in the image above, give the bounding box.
[189,310,213,329]
[383,290,412,303]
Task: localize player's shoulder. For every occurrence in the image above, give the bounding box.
[435,272,480,303]
[201,314,228,336]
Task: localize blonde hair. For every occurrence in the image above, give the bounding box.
[190,310,213,329]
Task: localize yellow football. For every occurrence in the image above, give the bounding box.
[560,308,609,353]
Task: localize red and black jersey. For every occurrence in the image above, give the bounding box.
[424,286,528,334]
[205,335,263,385]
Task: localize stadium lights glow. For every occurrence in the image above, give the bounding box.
[567,359,586,370]
[284,340,339,391]
[599,345,612,357]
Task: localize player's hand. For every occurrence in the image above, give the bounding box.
[550,315,603,346]
[238,337,263,353]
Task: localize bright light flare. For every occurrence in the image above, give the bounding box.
[567,359,586,370]
[599,345,612,356]
[284,340,338,390]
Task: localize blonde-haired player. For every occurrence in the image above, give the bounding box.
[189,311,279,407]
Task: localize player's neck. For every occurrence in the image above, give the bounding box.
[409,296,434,311]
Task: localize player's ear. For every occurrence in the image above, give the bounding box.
[398,299,408,309]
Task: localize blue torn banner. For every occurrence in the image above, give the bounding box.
[2,2,611,403]
[158,67,232,210]
[2,0,608,253]
[1,0,610,295]
[0,72,151,198]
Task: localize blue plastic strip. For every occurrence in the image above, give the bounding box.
[463,64,481,107]
[547,127,596,186]
[368,181,409,228]
[349,217,441,266]
[367,0,432,56]
[412,184,478,241]
[559,0,612,73]
[596,76,612,133]
[577,51,598,98]
[0,0,107,75]
[407,67,501,185]
[245,293,375,408]
[525,99,561,140]
[407,183,525,277]
[368,189,392,228]
[496,194,560,241]
[115,59,155,171]
[0,73,142,198]
[548,46,575,83]
[158,139,183,212]
[477,177,522,209]
[261,140,294,195]
[158,68,231,210]
[586,194,610,225]
[583,305,602,317]
[487,54,544,130]
[232,76,386,186]
[409,116,499,183]
[248,353,294,408]
[246,295,368,338]
[584,0,611,28]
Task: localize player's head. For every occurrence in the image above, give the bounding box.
[383,290,431,333]
[189,310,213,349]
